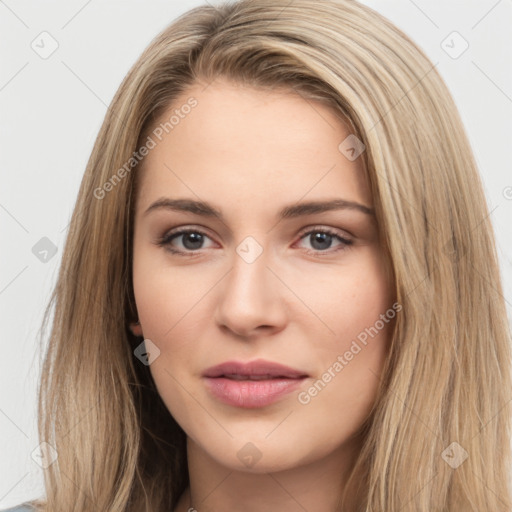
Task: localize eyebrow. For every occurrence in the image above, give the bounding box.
[143,197,375,220]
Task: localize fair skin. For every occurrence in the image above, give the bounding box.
[131,78,394,512]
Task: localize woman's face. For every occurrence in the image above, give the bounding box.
[132,78,394,473]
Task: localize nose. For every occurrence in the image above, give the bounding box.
[214,245,288,338]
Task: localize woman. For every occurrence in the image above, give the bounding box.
[5,0,511,510]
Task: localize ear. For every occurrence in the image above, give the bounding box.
[129,321,143,337]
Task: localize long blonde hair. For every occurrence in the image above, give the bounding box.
[26,0,512,510]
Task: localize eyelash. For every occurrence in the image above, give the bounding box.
[155,226,353,257]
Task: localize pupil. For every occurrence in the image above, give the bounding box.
[311,232,332,250]
[183,232,203,250]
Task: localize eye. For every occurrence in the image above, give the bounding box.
[295,227,353,255]
[156,228,215,256]
[155,226,353,256]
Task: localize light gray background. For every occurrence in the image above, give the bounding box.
[1,0,511,507]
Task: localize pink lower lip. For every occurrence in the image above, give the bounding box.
[204,377,306,408]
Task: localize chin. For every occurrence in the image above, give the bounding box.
[201,434,325,475]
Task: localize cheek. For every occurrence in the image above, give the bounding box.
[132,251,201,425]
[303,250,394,419]
[305,251,393,350]
[132,248,208,342]
[132,257,170,340]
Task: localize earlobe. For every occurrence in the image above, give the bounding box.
[129,320,143,337]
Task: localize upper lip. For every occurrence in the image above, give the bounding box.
[202,359,309,379]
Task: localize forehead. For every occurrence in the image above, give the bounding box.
[135,79,372,216]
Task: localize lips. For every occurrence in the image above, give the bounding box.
[202,359,309,408]
[202,360,308,380]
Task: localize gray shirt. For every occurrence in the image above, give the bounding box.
[0,505,34,512]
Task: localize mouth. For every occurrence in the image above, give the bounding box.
[202,359,309,408]
[218,374,296,381]
[202,359,308,379]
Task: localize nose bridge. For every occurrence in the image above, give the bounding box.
[227,235,273,305]
[214,235,286,335]
[231,237,269,294]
